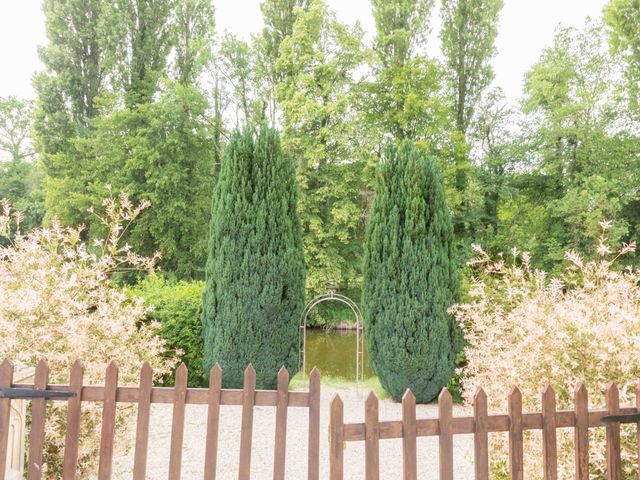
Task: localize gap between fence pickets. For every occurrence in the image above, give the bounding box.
[329,382,639,480]
[0,360,322,480]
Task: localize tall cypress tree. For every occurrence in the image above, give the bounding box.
[363,141,459,403]
[201,125,305,389]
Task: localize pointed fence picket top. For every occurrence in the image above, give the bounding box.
[62,360,84,480]
[204,364,222,480]
[27,359,50,480]
[508,386,524,480]
[132,362,153,480]
[329,394,344,480]
[605,382,621,480]
[238,364,257,480]
[0,359,14,480]
[365,392,380,480]
[401,390,417,480]
[438,388,453,480]
[98,361,119,480]
[273,367,290,480]
[573,383,589,480]
[473,388,489,480]
[541,386,557,480]
[168,363,188,480]
[308,367,321,480]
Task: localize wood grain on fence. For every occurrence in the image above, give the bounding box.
[168,363,188,480]
[473,388,489,480]
[0,360,13,480]
[132,362,153,480]
[203,364,222,480]
[27,359,49,480]
[331,382,639,480]
[98,361,118,480]
[307,367,321,480]
[273,367,289,480]
[329,394,344,480]
[402,390,417,480]
[62,361,84,480]
[7,360,320,480]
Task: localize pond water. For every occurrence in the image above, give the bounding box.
[303,329,375,381]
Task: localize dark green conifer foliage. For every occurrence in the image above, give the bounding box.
[363,141,460,403]
[201,125,305,389]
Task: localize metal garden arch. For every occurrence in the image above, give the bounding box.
[298,290,364,385]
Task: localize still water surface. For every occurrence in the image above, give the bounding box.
[303,329,375,381]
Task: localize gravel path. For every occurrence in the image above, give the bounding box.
[112,386,473,479]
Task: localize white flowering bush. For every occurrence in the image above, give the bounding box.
[0,193,176,478]
[453,222,639,479]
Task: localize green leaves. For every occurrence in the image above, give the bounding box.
[202,125,305,389]
[363,141,459,403]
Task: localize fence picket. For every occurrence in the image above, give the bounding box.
[0,360,14,480]
[542,386,558,480]
[27,359,49,480]
[62,361,84,480]
[238,364,256,480]
[573,384,589,480]
[402,390,417,480]
[273,367,289,480]
[329,394,344,480]
[438,389,453,480]
[307,367,321,480]
[605,382,621,480]
[98,361,118,480]
[132,362,153,480]
[508,387,524,480]
[473,388,489,480]
[365,392,380,480]
[168,363,188,480]
[204,364,222,480]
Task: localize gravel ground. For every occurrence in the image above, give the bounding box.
[112,386,473,479]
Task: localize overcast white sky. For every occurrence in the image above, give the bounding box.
[0,0,608,104]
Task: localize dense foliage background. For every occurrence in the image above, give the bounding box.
[2,0,637,317]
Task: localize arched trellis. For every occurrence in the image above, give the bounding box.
[299,291,364,385]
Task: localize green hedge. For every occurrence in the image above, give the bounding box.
[129,276,206,387]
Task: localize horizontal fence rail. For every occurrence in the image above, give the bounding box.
[0,359,321,480]
[329,383,638,480]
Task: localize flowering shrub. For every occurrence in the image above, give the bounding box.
[452,222,639,479]
[0,193,176,478]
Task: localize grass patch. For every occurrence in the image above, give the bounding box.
[290,372,391,399]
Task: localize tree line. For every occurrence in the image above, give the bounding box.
[0,0,639,313]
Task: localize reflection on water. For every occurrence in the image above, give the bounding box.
[304,329,375,381]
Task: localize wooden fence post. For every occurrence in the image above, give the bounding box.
[132,362,153,480]
[62,360,84,480]
[238,364,256,480]
[473,388,489,480]
[168,363,188,480]
[273,367,289,480]
[329,394,344,480]
[0,360,14,480]
[402,390,417,480]
[542,386,557,480]
[308,367,321,480]
[98,361,118,480]
[509,387,524,480]
[605,382,621,480]
[365,392,380,480]
[438,389,453,480]
[204,364,222,480]
[27,359,49,480]
[573,384,589,480]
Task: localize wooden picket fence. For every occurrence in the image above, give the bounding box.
[0,359,321,480]
[329,383,638,480]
